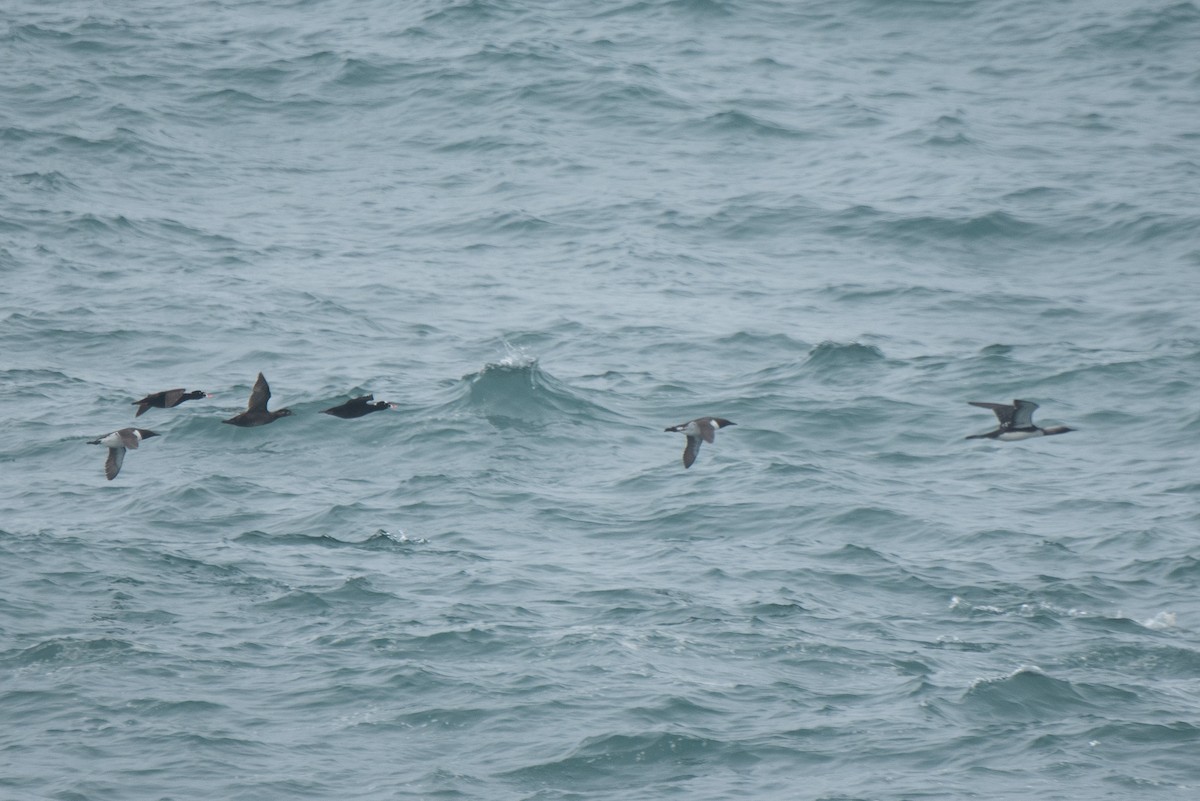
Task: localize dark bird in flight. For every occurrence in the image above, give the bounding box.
[321,395,397,419]
[131,388,212,417]
[222,373,293,427]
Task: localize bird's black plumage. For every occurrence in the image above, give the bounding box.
[132,388,210,417]
[322,395,395,419]
[223,373,293,427]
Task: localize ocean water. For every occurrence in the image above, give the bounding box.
[2,0,1200,798]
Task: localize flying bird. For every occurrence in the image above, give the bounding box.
[664,417,736,468]
[321,395,397,419]
[222,373,293,427]
[966,399,1073,441]
[131,388,212,417]
[87,427,159,480]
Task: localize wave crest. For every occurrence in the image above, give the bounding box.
[447,350,616,429]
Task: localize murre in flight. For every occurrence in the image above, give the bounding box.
[321,395,397,419]
[222,373,293,427]
[665,417,736,468]
[88,427,159,480]
[966,399,1072,441]
[131,388,212,417]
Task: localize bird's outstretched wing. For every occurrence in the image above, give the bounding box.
[162,388,186,408]
[969,401,1015,428]
[1011,399,1039,429]
[247,373,271,412]
[105,448,126,480]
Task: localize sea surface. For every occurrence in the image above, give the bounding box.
[2,1,1200,799]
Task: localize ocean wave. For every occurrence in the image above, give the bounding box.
[1073,2,1200,53]
[802,342,887,380]
[320,575,398,605]
[696,109,814,140]
[233,528,426,550]
[427,209,562,240]
[501,730,729,790]
[804,340,885,363]
[675,193,818,239]
[1084,209,1200,246]
[828,206,1045,245]
[442,349,619,429]
[3,636,140,667]
[14,170,80,192]
[259,589,332,613]
[962,665,1140,721]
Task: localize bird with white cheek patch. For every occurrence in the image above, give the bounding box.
[87,427,159,480]
[664,417,736,468]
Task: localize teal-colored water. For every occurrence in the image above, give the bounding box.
[3,1,1200,799]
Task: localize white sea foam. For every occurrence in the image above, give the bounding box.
[1141,611,1177,630]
